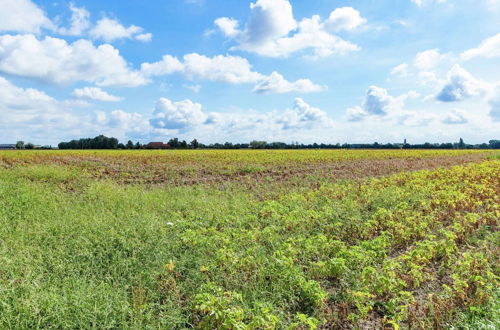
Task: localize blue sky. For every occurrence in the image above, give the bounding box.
[0,0,499,145]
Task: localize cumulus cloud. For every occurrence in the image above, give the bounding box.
[461,33,500,60]
[346,86,422,124]
[0,0,54,33]
[325,7,367,32]
[413,49,448,71]
[149,96,331,134]
[57,4,90,36]
[214,0,364,58]
[141,53,324,93]
[150,98,207,130]
[435,65,487,102]
[277,98,331,129]
[89,18,152,42]
[0,34,148,87]
[72,87,122,102]
[442,109,468,124]
[253,72,326,94]
[214,17,240,38]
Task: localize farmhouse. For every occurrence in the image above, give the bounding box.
[146,142,170,149]
[0,144,16,150]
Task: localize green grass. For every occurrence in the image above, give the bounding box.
[0,154,498,329]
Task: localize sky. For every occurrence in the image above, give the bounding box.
[0,0,499,145]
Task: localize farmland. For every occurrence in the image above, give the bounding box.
[0,149,498,329]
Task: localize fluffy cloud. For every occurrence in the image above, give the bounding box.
[253,72,326,94]
[214,17,240,38]
[72,87,122,102]
[362,86,403,116]
[435,65,487,102]
[89,18,152,42]
[413,49,448,71]
[461,33,500,60]
[182,53,263,83]
[277,98,331,129]
[442,109,468,124]
[325,7,367,32]
[0,0,54,33]
[0,34,148,87]
[149,96,331,133]
[141,53,324,93]
[0,77,86,143]
[346,86,421,123]
[150,98,207,130]
[214,0,364,58]
[57,4,90,36]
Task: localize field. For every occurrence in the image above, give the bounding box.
[0,149,498,329]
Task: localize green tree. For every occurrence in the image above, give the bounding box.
[16,141,25,149]
[126,140,134,149]
[458,138,465,149]
[190,139,199,149]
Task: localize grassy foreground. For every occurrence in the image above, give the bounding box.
[0,150,498,329]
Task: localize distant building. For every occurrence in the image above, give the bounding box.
[0,144,16,150]
[146,142,170,149]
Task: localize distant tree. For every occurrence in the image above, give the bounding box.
[458,138,465,149]
[16,141,25,149]
[489,140,500,149]
[117,143,126,149]
[25,143,35,149]
[190,139,199,149]
[249,140,267,149]
[126,140,134,149]
[168,138,180,148]
[180,140,188,149]
[135,142,142,149]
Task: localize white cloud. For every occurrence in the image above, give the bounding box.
[461,33,500,60]
[390,63,409,77]
[411,0,447,7]
[435,65,488,102]
[489,86,500,121]
[150,98,207,130]
[57,4,90,36]
[442,109,468,124]
[363,86,397,115]
[413,49,448,71]
[72,87,122,102]
[149,96,331,135]
[325,7,367,32]
[183,84,202,93]
[140,55,184,77]
[135,33,153,42]
[346,86,422,123]
[0,0,54,33]
[253,72,326,94]
[214,17,240,38]
[0,34,148,87]
[214,1,364,58]
[278,98,331,129]
[89,18,152,42]
[95,110,147,130]
[182,53,264,83]
[141,53,324,93]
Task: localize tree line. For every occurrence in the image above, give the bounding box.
[52,135,500,150]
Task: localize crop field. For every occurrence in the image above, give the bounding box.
[0,149,498,329]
